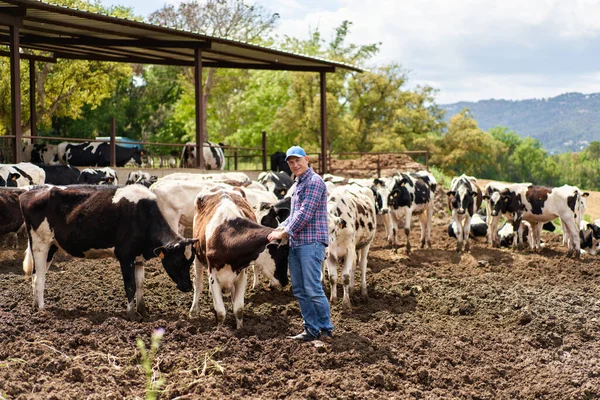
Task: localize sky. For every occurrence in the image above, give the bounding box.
[101,0,600,104]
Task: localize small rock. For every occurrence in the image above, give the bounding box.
[477,260,489,267]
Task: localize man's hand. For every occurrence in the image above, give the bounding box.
[268,229,288,242]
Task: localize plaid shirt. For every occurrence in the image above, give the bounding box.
[282,167,329,248]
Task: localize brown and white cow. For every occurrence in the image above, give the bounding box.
[191,187,283,328]
[388,173,435,254]
[493,184,583,257]
[446,174,483,253]
[20,185,197,318]
[325,184,377,308]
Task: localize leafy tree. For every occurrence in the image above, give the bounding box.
[434,109,505,177]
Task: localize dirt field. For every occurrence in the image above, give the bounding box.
[2,204,600,399]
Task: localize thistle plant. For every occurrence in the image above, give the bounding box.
[137,327,166,400]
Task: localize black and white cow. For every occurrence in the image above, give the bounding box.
[446,174,483,253]
[326,184,377,308]
[448,213,487,239]
[388,173,434,254]
[270,151,292,176]
[0,187,27,248]
[497,221,532,248]
[23,143,60,165]
[580,220,600,255]
[37,164,81,185]
[126,171,158,188]
[61,142,144,167]
[348,177,394,243]
[180,141,225,170]
[0,163,46,187]
[77,168,118,185]
[257,170,294,199]
[494,184,583,257]
[483,181,532,247]
[20,185,197,318]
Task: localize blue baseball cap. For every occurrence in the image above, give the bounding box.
[285,146,307,161]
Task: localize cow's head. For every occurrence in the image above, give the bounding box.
[259,202,290,228]
[447,180,478,215]
[373,178,391,215]
[493,190,524,216]
[154,238,198,292]
[263,242,290,288]
[483,190,504,217]
[389,175,414,210]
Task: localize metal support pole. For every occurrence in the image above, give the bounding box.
[10,25,22,163]
[320,71,328,175]
[29,59,37,142]
[262,131,267,171]
[110,117,116,167]
[194,49,205,169]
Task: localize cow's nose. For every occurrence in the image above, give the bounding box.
[457,209,465,215]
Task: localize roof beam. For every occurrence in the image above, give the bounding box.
[0,49,56,62]
[19,34,212,49]
[0,6,25,27]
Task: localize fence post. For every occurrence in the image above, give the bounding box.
[110,117,116,168]
[234,150,238,170]
[262,131,267,171]
[377,155,381,178]
[425,151,429,171]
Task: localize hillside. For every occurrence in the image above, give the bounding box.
[441,92,600,154]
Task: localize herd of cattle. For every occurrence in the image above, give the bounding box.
[0,160,596,328]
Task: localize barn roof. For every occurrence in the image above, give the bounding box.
[0,0,362,72]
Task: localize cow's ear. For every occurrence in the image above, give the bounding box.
[482,195,490,200]
[583,192,590,198]
[471,192,478,198]
[9,172,20,181]
[259,202,272,211]
[588,223,594,230]
[154,247,165,259]
[446,191,456,197]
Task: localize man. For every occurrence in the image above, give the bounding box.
[267,146,334,342]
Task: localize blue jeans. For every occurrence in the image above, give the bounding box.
[288,242,334,337]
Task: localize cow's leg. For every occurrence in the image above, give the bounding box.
[358,246,370,297]
[454,213,464,253]
[252,263,261,290]
[341,250,356,308]
[118,259,139,320]
[326,256,338,303]
[561,217,580,258]
[390,211,399,252]
[189,256,205,318]
[532,222,542,251]
[426,204,433,248]
[463,215,473,252]
[232,269,247,329]
[209,271,226,328]
[490,215,500,247]
[404,209,413,255]
[134,259,149,318]
[30,244,51,310]
[384,213,393,244]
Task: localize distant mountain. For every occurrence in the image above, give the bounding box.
[440,92,600,154]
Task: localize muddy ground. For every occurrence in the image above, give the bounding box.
[2,212,600,400]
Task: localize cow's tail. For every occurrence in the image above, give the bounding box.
[23,243,34,277]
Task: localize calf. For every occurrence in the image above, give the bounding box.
[446,174,483,252]
[494,184,582,257]
[579,220,600,255]
[191,187,278,328]
[38,164,81,185]
[326,185,377,308]
[0,187,27,248]
[180,141,225,170]
[257,170,294,199]
[497,221,532,248]
[0,163,46,187]
[448,213,487,239]
[77,168,118,185]
[20,185,197,318]
[388,173,434,254]
[483,181,531,247]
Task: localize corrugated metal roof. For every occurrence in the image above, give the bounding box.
[0,0,363,72]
